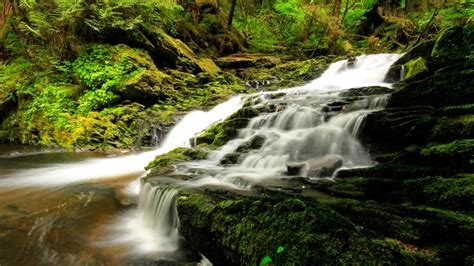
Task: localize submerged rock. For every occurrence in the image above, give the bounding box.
[235,135,266,153]
[219,152,240,165]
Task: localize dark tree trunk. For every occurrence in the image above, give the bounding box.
[1,0,13,32]
[227,0,237,30]
[333,0,342,17]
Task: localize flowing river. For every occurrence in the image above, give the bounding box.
[0,53,401,264]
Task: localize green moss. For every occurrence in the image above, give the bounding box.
[404,57,428,80]
[177,192,438,265]
[430,115,474,142]
[431,26,472,66]
[438,104,474,117]
[420,139,474,158]
[145,147,208,177]
[403,176,474,211]
[196,107,260,147]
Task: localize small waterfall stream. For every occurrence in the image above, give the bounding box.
[131,53,402,258]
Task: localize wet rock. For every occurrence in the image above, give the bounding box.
[339,86,393,97]
[219,152,240,165]
[384,40,435,83]
[195,107,260,147]
[287,163,306,175]
[305,154,344,177]
[360,106,436,154]
[235,135,266,153]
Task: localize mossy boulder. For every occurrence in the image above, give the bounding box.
[431,25,473,67]
[148,27,221,75]
[177,192,438,265]
[384,40,435,83]
[115,45,175,106]
[404,57,429,80]
[388,66,474,108]
[195,107,260,147]
[145,147,208,177]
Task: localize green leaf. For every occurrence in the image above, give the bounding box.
[277,246,285,254]
[260,255,272,265]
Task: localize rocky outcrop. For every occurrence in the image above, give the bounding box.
[216,53,281,69]
[195,107,260,147]
[235,135,266,153]
[177,191,441,265]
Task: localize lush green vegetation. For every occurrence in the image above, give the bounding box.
[0,1,473,263]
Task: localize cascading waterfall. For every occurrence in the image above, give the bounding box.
[176,54,402,188]
[120,53,402,258]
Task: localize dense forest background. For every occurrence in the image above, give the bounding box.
[0,0,472,150]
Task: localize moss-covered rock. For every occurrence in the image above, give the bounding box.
[403,176,474,211]
[177,191,439,265]
[145,147,208,177]
[404,56,429,80]
[195,107,260,147]
[384,40,435,83]
[216,53,281,69]
[431,25,473,67]
[388,66,474,108]
[429,115,474,142]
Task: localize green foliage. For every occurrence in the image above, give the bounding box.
[342,0,378,30]
[72,44,143,113]
[11,0,182,56]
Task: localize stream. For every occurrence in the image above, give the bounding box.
[0,53,401,264]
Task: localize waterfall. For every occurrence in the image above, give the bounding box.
[400,65,406,81]
[100,53,402,259]
[179,54,402,187]
[137,182,179,243]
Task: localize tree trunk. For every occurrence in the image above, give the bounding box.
[333,0,342,17]
[0,0,13,36]
[406,0,414,12]
[227,0,237,30]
